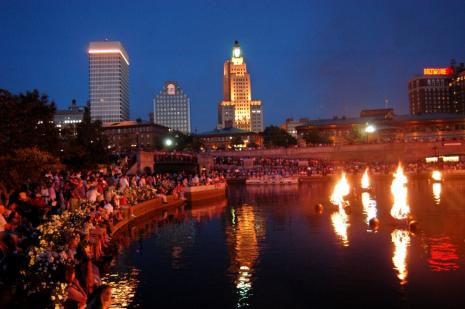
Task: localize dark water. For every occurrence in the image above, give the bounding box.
[105,179,465,308]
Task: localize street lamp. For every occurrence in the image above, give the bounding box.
[365,124,376,134]
[164,138,173,147]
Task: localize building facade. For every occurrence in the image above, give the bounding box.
[54,99,85,128]
[218,41,263,132]
[280,118,310,138]
[89,41,130,123]
[154,82,191,134]
[197,127,263,151]
[408,67,453,115]
[103,121,168,152]
[296,109,465,145]
[450,69,465,114]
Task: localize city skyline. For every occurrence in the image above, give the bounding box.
[1,0,465,132]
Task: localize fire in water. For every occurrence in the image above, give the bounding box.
[390,163,410,220]
[330,173,350,210]
[361,168,370,190]
[330,173,350,246]
[361,192,377,224]
[391,229,411,285]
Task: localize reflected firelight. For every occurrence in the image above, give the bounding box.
[390,163,410,220]
[330,173,350,246]
[102,267,140,308]
[361,192,377,225]
[432,183,441,205]
[391,229,410,285]
[427,236,460,272]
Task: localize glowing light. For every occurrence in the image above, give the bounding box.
[330,173,350,209]
[365,124,376,133]
[102,267,140,308]
[442,155,459,162]
[425,157,438,163]
[391,229,410,285]
[88,49,130,65]
[361,192,377,224]
[331,211,349,246]
[423,67,453,76]
[330,173,350,246]
[432,170,442,182]
[233,47,241,58]
[361,168,370,189]
[432,183,441,205]
[164,138,173,147]
[390,163,410,220]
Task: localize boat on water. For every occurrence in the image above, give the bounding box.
[246,175,299,185]
[183,182,227,205]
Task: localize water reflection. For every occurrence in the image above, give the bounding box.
[361,192,377,224]
[331,211,349,246]
[427,236,460,272]
[391,229,411,285]
[225,204,265,308]
[432,183,441,205]
[102,267,141,308]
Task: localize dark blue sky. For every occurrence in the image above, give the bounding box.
[1,0,465,132]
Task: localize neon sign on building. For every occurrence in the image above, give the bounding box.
[423,67,453,76]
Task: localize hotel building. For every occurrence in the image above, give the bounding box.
[154,82,191,134]
[218,41,263,132]
[88,41,130,123]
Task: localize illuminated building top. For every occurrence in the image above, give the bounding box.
[423,67,453,76]
[88,41,130,65]
[218,41,263,132]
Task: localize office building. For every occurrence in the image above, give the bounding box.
[154,81,191,134]
[218,41,263,132]
[88,41,129,123]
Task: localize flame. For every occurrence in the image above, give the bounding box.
[330,173,350,246]
[391,229,410,285]
[361,168,370,189]
[361,192,377,224]
[330,173,350,210]
[390,163,410,220]
[432,170,442,182]
[432,183,441,205]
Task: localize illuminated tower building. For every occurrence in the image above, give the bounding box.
[218,41,263,132]
[88,41,129,122]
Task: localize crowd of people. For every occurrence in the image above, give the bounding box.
[0,166,225,308]
[213,156,465,179]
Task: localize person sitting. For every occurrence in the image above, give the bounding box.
[64,265,87,309]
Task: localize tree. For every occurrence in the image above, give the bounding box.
[230,136,244,148]
[303,129,331,145]
[0,147,61,194]
[345,127,364,144]
[62,107,109,169]
[0,89,59,155]
[263,125,297,148]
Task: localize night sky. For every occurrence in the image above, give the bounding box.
[1,0,465,132]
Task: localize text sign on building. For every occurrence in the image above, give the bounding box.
[423,67,453,76]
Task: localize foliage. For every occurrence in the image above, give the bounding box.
[302,129,331,145]
[263,125,297,148]
[0,147,61,193]
[0,89,60,156]
[62,107,109,169]
[230,136,244,147]
[345,127,364,144]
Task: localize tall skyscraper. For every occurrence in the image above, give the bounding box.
[154,81,191,134]
[88,41,129,123]
[218,41,263,132]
